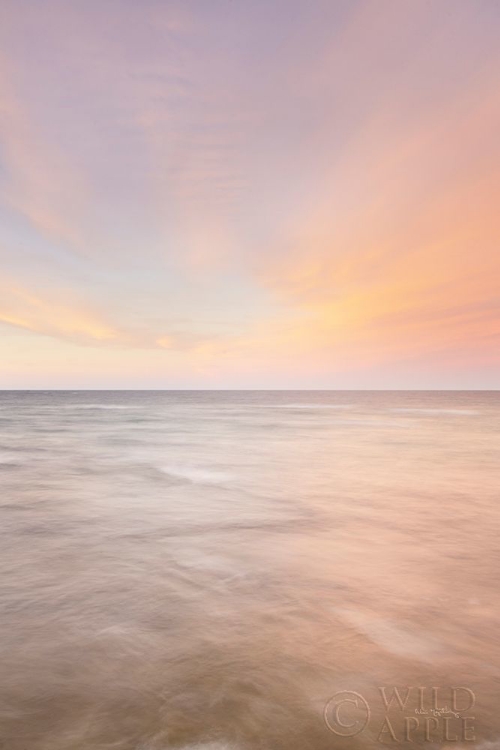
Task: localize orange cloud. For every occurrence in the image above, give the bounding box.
[0,282,203,352]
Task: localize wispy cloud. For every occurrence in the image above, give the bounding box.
[0,280,209,351]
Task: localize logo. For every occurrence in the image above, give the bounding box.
[324,686,476,743]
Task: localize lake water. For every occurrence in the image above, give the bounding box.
[0,391,499,749]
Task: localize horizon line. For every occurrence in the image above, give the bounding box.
[0,388,498,393]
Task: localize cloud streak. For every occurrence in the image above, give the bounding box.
[0,281,207,351]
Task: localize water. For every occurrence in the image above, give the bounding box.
[0,391,499,750]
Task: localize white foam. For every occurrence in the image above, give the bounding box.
[160,465,233,484]
[63,404,140,410]
[336,608,443,661]
[0,452,18,464]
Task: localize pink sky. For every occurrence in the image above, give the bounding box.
[0,0,499,388]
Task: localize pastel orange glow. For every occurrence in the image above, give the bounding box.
[0,0,499,388]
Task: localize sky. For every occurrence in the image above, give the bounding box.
[0,0,499,389]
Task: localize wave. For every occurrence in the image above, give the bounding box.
[0,452,19,465]
[331,418,407,427]
[159,465,234,484]
[253,403,354,410]
[178,743,240,749]
[390,408,479,415]
[62,404,141,410]
[335,608,443,661]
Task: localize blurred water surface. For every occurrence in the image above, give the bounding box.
[0,391,499,749]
